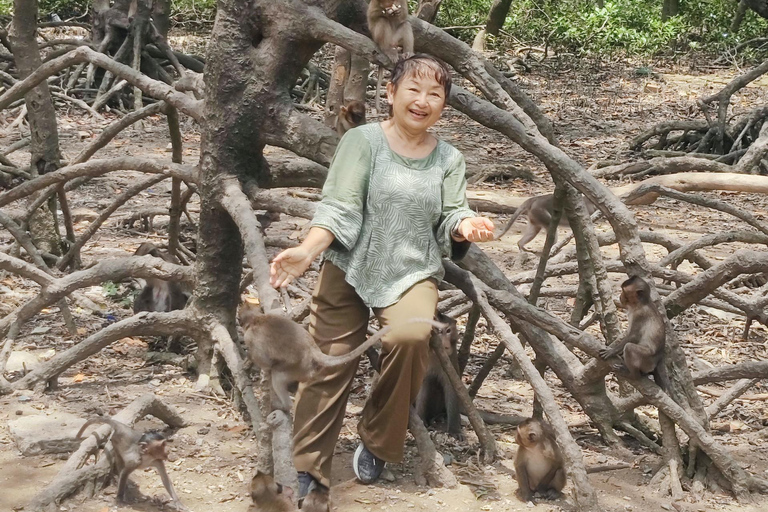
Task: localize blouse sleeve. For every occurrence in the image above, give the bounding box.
[311,128,372,251]
[436,152,476,261]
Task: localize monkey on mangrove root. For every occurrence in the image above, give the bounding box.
[239,301,443,411]
[367,0,414,114]
[599,275,667,388]
[132,242,189,313]
[495,194,597,252]
[336,100,367,135]
[248,471,296,512]
[514,417,566,502]
[414,312,463,439]
[76,417,184,508]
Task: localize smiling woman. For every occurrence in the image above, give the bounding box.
[267,53,495,502]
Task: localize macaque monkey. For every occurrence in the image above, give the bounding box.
[248,471,296,512]
[239,301,442,411]
[132,242,189,313]
[495,194,597,252]
[335,100,367,135]
[367,0,414,114]
[414,312,462,438]
[77,417,183,507]
[514,417,566,502]
[599,275,667,387]
[300,480,331,512]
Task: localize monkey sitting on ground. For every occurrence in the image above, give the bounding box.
[239,301,442,411]
[414,312,463,439]
[599,275,667,387]
[248,471,296,512]
[495,194,597,252]
[514,417,566,502]
[335,100,366,135]
[132,242,189,313]
[77,417,184,507]
[367,0,414,114]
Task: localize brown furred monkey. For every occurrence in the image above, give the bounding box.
[599,275,667,387]
[76,417,184,507]
[495,194,597,252]
[248,471,297,512]
[335,100,367,135]
[514,417,566,502]
[367,0,414,114]
[414,312,463,439]
[132,242,189,313]
[239,301,444,411]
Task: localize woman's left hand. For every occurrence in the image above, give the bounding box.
[456,217,495,243]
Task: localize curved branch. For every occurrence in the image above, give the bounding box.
[0,46,202,119]
[665,250,768,317]
[623,184,768,235]
[0,256,194,339]
[14,310,199,390]
[0,157,197,208]
[660,230,768,269]
[58,174,168,269]
[220,178,282,313]
[694,361,768,385]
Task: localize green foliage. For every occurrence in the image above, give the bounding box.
[171,0,216,26]
[0,0,11,16]
[38,0,90,18]
[440,0,768,57]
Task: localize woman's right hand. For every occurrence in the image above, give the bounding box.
[270,247,314,288]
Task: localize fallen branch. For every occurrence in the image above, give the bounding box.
[14,310,197,390]
[0,157,197,208]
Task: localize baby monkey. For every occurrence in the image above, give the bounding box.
[240,301,442,411]
[414,312,462,439]
[514,417,566,502]
[76,417,183,507]
[599,275,667,387]
[132,242,189,313]
[335,100,366,135]
[367,0,414,114]
[249,471,296,512]
[495,194,597,252]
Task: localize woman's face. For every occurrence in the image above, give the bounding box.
[386,71,446,133]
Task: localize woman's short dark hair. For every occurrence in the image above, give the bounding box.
[389,54,452,99]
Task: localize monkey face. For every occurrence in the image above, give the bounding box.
[386,74,445,132]
[140,439,169,460]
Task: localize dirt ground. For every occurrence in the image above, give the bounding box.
[2,46,768,512]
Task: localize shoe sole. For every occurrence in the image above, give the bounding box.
[353,443,364,481]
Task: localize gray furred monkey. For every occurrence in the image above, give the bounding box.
[76,417,184,507]
[414,312,462,438]
[495,194,597,252]
[239,301,444,411]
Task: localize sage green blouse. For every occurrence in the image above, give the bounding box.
[311,123,475,308]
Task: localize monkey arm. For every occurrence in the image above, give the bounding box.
[311,129,372,251]
[436,152,475,261]
[152,460,182,504]
[599,331,639,360]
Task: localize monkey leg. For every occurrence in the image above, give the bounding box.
[623,343,657,378]
[517,223,542,252]
[152,460,182,504]
[442,377,463,440]
[271,371,295,412]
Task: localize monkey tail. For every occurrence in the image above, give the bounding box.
[652,362,671,391]
[495,201,529,240]
[76,417,116,439]
[313,317,446,369]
